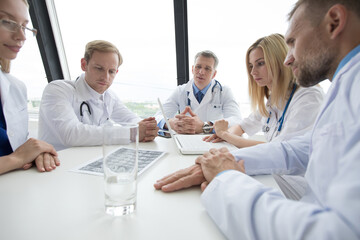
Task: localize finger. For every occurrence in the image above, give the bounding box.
[35,154,46,172]
[43,153,53,171]
[143,117,155,121]
[146,129,159,136]
[154,169,188,189]
[195,156,203,165]
[212,137,224,143]
[186,107,196,117]
[48,153,57,169]
[219,147,230,153]
[209,148,219,155]
[22,162,33,170]
[181,106,191,115]
[161,174,200,192]
[204,134,216,142]
[54,155,61,166]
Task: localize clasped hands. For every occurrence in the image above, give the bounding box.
[154,147,245,192]
[139,117,159,142]
[12,138,60,173]
[169,107,204,134]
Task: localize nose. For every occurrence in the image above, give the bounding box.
[14,27,27,42]
[250,66,257,76]
[284,50,294,67]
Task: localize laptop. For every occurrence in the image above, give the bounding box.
[157,98,238,155]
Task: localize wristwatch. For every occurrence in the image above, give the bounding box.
[202,122,212,134]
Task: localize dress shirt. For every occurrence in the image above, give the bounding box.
[201,45,360,239]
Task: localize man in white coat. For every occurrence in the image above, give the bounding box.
[39,40,158,151]
[155,0,360,239]
[155,50,241,134]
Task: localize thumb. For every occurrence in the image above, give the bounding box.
[180,106,190,115]
[186,107,197,117]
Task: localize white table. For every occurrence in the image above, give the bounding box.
[0,137,279,240]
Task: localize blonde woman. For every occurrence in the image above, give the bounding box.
[204,33,324,148]
[0,0,59,174]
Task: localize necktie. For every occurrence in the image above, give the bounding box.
[195,91,204,103]
[0,101,13,156]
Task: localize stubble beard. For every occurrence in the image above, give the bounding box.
[296,36,335,87]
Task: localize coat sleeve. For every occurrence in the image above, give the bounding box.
[38,81,103,148]
[201,168,359,240]
[231,132,311,176]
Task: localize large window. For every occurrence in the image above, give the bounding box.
[188,0,330,117]
[53,0,177,118]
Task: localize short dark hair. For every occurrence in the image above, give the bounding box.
[288,0,360,25]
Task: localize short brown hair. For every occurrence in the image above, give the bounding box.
[84,40,123,67]
[288,0,360,25]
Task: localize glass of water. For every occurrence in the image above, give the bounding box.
[103,122,139,216]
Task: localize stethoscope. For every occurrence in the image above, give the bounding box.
[186,80,223,107]
[262,83,297,133]
[80,101,91,117]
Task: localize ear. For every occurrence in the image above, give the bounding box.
[81,58,87,71]
[211,70,217,79]
[325,4,347,39]
[191,65,195,75]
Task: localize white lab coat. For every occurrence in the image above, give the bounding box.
[201,46,360,239]
[240,86,324,142]
[0,71,28,151]
[38,74,141,151]
[155,79,242,127]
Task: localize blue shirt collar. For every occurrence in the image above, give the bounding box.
[333,44,360,79]
[192,81,212,95]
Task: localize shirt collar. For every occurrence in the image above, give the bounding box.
[76,73,105,101]
[192,81,212,95]
[333,44,360,79]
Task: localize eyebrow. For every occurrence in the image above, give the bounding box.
[254,57,264,63]
[248,57,264,64]
[196,64,213,68]
[0,10,29,24]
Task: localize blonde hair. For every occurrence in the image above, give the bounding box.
[0,0,29,73]
[246,33,295,117]
[84,40,123,67]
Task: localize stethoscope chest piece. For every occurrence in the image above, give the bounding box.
[262,125,270,132]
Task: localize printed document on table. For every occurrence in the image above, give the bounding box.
[70,147,166,176]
